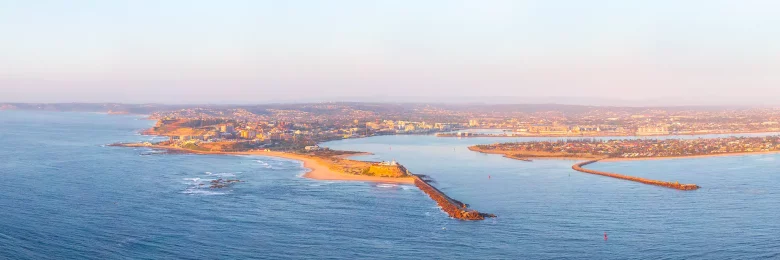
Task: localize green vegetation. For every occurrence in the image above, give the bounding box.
[180,143,209,151]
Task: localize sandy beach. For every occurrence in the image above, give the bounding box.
[124,144,414,184]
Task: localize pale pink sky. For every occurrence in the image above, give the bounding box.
[1,0,779,105]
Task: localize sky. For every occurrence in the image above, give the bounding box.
[1,0,779,105]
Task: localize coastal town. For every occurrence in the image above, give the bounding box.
[470,136,780,160]
[8,102,779,215]
[143,104,780,138]
[7,1,780,257]
[6,102,780,192]
[101,103,501,220]
[13,102,770,152]
[95,102,779,194]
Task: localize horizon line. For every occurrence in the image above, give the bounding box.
[0,101,774,109]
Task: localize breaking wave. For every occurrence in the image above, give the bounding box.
[181,188,226,196]
[255,160,272,168]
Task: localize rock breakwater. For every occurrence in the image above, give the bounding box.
[412,175,496,220]
[573,160,700,190]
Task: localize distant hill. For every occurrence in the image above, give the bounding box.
[0,101,763,116]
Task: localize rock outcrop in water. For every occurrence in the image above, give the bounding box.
[209,178,242,189]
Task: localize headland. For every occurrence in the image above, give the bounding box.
[470,145,703,190]
[114,142,496,220]
[437,130,780,138]
[469,136,780,162]
[463,137,780,190]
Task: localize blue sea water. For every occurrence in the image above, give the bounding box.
[1,111,779,259]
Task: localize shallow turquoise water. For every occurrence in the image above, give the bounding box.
[1,111,778,259]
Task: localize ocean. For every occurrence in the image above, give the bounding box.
[1,110,778,259]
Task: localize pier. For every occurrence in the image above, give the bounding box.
[411,174,496,220]
[572,160,700,190]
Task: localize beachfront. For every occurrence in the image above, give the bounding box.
[116,143,415,184]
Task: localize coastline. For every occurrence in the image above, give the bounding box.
[468,146,601,161]
[468,145,780,162]
[600,150,780,162]
[333,152,374,159]
[122,144,413,184]
[443,130,780,138]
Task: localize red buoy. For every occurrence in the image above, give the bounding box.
[604,232,608,241]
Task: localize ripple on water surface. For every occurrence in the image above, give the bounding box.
[2,111,780,259]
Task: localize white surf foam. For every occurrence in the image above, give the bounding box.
[181,189,226,195]
[255,160,272,168]
[213,172,236,177]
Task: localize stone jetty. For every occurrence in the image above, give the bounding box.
[572,160,700,190]
[412,175,496,220]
